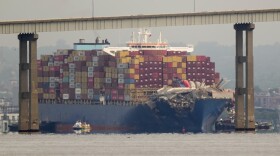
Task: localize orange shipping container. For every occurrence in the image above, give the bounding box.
[182,74,187,80]
[177,68,183,74]
[134,75,139,79]
[172,62,177,68]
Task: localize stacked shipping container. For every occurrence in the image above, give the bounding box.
[37,48,220,102]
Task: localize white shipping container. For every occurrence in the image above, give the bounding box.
[49,82,55,88]
[54,77,60,82]
[75,88,82,94]
[88,67,94,72]
[49,77,55,82]
[118,78,124,84]
[92,56,98,62]
[124,95,130,101]
[118,74,124,79]
[63,94,69,100]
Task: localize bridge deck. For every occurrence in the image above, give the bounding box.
[0,9,280,34]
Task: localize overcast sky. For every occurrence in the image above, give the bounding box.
[0,0,280,48]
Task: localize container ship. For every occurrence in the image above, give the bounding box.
[37,29,233,133]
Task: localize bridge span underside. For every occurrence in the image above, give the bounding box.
[0,9,280,34]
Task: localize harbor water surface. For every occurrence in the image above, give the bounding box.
[0,133,280,156]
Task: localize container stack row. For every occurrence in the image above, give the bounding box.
[37,49,220,102]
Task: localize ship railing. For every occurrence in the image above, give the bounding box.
[38,97,150,106]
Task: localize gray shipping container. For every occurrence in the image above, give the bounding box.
[69,73,75,78]
[69,78,75,84]
[88,72,94,77]
[117,63,128,69]
[74,56,80,61]
[75,83,81,88]
[69,63,75,69]
[105,78,112,83]
[88,94,94,99]
[88,89,94,94]
[48,62,54,66]
[69,69,75,73]
[49,77,55,82]
[117,69,124,73]
[49,82,56,88]
[92,62,98,67]
[88,67,94,72]
[75,94,81,99]
[92,56,98,62]
[118,74,124,79]
[69,83,75,88]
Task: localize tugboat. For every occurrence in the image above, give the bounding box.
[72,121,91,130]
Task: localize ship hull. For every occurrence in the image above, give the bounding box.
[39,98,230,133]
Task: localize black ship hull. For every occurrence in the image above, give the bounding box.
[39,98,230,133]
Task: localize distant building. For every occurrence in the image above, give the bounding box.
[0,113,18,124]
[255,92,280,109]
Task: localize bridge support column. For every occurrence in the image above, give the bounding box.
[234,23,255,131]
[18,33,39,133]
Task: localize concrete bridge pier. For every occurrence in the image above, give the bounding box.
[234,23,255,131]
[18,33,39,133]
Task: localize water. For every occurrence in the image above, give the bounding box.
[0,133,280,156]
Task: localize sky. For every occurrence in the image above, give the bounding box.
[0,0,280,48]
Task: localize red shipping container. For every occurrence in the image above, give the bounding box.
[88,77,93,82]
[37,60,41,66]
[49,88,55,94]
[85,51,93,57]
[143,50,155,56]
[129,51,140,56]
[111,89,118,95]
[118,95,124,101]
[87,82,94,88]
[86,56,92,61]
[41,61,48,66]
[54,55,63,61]
[112,96,118,100]
[157,50,167,56]
[118,84,124,89]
